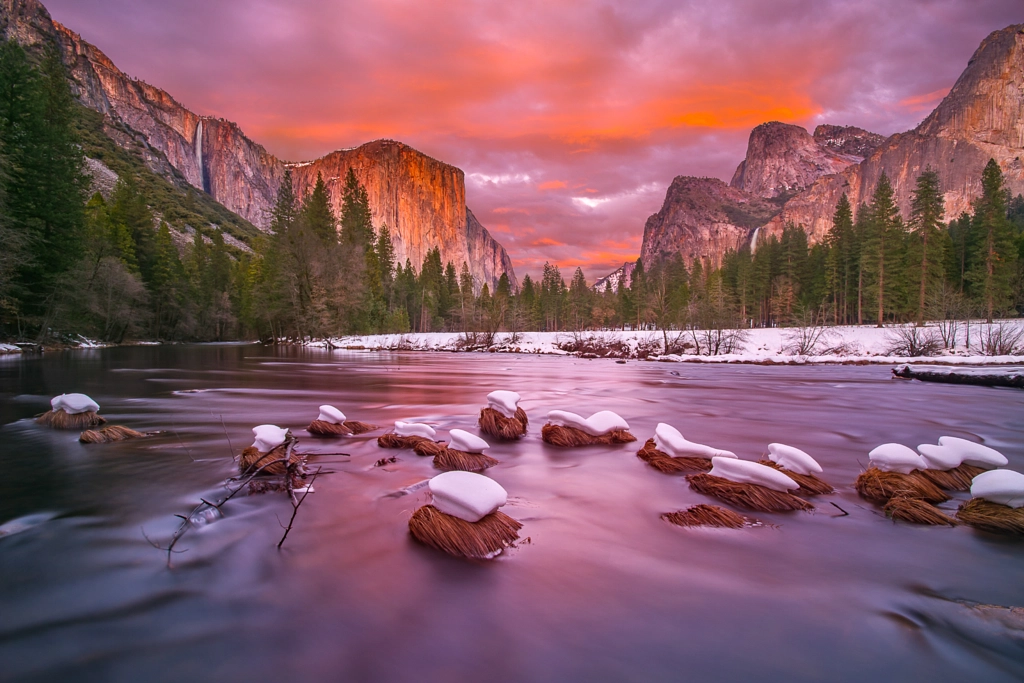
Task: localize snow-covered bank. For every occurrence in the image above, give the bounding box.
[306,320,1024,365]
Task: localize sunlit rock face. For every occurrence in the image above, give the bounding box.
[730,121,863,199]
[639,177,780,270]
[762,24,1024,243]
[0,0,516,291]
[634,24,1024,273]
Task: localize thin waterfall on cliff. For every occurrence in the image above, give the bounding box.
[749,226,761,253]
[193,119,206,192]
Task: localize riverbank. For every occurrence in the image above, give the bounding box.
[306,320,1024,365]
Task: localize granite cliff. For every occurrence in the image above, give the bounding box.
[632,23,1024,274]
[0,0,517,291]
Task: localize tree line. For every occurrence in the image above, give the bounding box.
[1,38,1021,345]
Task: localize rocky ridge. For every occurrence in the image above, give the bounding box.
[628,23,1024,276]
[0,0,517,291]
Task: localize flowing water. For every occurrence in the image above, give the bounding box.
[1,345,1023,682]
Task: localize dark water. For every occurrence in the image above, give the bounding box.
[1,346,1023,683]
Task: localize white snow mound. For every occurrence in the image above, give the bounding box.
[252,425,288,452]
[51,393,100,414]
[868,443,926,474]
[917,444,964,470]
[449,429,489,453]
[395,421,436,438]
[970,469,1024,508]
[709,457,799,492]
[487,390,521,418]
[317,405,346,424]
[767,443,823,475]
[429,471,507,522]
[654,423,736,459]
[938,436,1008,468]
[546,410,629,436]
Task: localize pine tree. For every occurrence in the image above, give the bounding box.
[302,172,336,244]
[860,173,903,326]
[339,168,372,248]
[968,159,1017,321]
[824,194,854,324]
[908,169,945,323]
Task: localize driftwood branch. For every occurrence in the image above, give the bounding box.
[144,435,318,568]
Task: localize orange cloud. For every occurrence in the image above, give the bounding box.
[531,237,567,247]
[537,180,567,190]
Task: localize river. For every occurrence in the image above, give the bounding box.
[1,345,1022,682]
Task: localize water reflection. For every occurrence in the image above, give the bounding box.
[0,345,1022,682]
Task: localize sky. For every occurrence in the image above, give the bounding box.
[43,0,1023,282]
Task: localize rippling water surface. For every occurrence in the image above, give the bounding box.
[1,345,1023,682]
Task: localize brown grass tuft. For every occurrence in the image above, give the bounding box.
[307,420,352,436]
[408,504,522,559]
[343,420,377,435]
[956,498,1024,535]
[239,443,304,477]
[686,473,813,513]
[758,459,834,496]
[433,448,499,472]
[637,438,713,474]
[917,463,987,492]
[37,409,106,430]
[412,440,448,457]
[662,504,747,528]
[478,407,528,440]
[854,467,949,504]
[378,433,431,449]
[78,425,148,443]
[883,496,957,526]
[541,423,637,448]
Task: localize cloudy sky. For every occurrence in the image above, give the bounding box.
[44,0,1022,281]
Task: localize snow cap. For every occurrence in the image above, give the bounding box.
[767,443,823,475]
[970,469,1024,508]
[395,421,436,439]
[938,436,1008,468]
[317,405,346,424]
[916,444,963,471]
[429,471,507,522]
[868,443,927,474]
[252,425,288,452]
[486,390,521,418]
[709,457,799,492]
[546,409,629,436]
[449,428,489,453]
[654,423,736,459]
[51,393,99,415]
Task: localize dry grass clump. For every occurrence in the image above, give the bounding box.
[541,423,637,448]
[883,496,957,526]
[686,473,813,513]
[478,407,528,440]
[433,448,499,472]
[307,420,352,436]
[854,467,949,504]
[917,463,987,492]
[412,440,448,457]
[343,420,377,435]
[758,459,834,496]
[239,443,304,477]
[408,505,522,559]
[79,425,148,443]
[956,498,1024,535]
[637,438,713,474]
[662,504,747,529]
[378,433,432,449]
[37,409,106,430]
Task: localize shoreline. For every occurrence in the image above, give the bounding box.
[4,321,1023,367]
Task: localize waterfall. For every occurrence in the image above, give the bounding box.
[193,119,206,192]
[749,226,761,253]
